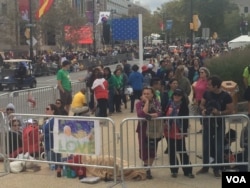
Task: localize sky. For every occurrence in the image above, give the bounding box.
[139,0,171,12]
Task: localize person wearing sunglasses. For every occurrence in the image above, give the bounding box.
[164,88,194,179]
[192,67,210,134]
[7,119,23,157]
[55,99,68,115]
[42,104,61,171]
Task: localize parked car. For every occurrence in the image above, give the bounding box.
[33,62,59,77]
[0,59,37,91]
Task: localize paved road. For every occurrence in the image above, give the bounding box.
[0,59,145,94]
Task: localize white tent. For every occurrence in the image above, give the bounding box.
[228,35,250,49]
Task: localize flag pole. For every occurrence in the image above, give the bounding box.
[138,14,143,68]
[29,0,33,61]
[92,0,96,56]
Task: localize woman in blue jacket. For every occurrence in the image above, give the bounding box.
[42,103,60,170]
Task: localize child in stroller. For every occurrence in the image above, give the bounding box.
[223,128,236,169]
[223,126,249,172]
[233,125,248,172]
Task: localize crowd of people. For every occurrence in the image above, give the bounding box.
[55,49,247,179]
[0,43,249,180]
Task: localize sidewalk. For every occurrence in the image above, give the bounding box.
[0,104,222,188]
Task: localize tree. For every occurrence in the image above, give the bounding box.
[148,0,242,42]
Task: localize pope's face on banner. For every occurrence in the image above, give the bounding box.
[64,125,72,137]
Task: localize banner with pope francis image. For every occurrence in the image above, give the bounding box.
[53,118,101,155]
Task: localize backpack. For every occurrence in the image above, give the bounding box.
[22,125,41,155]
[143,73,152,87]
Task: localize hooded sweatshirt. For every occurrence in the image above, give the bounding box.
[128,71,144,91]
[91,78,108,99]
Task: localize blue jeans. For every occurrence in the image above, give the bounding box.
[202,118,225,171]
[46,150,62,169]
[108,89,115,113]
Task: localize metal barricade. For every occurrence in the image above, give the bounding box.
[119,114,250,184]
[7,86,56,114]
[5,113,118,185]
[71,81,86,96]
[0,112,10,177]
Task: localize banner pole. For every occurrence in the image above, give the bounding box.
[138,14,143,68]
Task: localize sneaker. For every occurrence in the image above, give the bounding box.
[213,170,221,178]
[196,168,209,175]
[171,173,178,178]
[184,173,195,178]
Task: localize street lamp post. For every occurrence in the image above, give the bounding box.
[110,9,116,49]
[92,0,96,56]
[29,0,33,61]
[190,0,193,52]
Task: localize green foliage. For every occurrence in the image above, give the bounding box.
[152,0,242,41]
[204,49,250,101]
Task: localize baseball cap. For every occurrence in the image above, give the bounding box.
[173,88,184,96]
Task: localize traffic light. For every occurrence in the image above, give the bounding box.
[193,15,199,31]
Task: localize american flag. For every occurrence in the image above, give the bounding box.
[112,18,139,40]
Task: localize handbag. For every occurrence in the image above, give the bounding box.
[146,119,163,139]
[189,103,200,115]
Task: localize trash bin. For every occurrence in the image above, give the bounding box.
[221,81,239,113]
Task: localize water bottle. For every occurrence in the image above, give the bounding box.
[50,164,55,171]
[62,166,67,177]
[66,166,71,178]
[71,170,76,178]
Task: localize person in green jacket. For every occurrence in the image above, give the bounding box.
[113,68,123,112]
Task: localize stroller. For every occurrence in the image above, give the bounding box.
[196,128,237,167]
[223,128,237,168]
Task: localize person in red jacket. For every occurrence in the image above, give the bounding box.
[91,72,109,117]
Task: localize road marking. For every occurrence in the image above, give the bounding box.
[45,78,56,81]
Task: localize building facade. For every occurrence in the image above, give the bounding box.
[232,0,250,16]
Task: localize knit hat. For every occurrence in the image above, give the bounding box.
[6,103,15,111]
